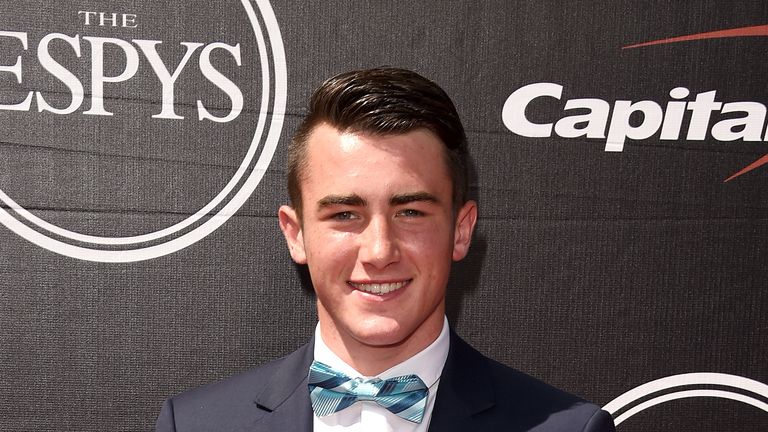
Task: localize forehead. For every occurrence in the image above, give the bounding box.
[300,124,452,197]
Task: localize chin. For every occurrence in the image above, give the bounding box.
[350,319,411,347]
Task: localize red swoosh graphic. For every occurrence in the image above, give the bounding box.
[724,154,768,183]
[625,24,768,181]
[623,24,768,49]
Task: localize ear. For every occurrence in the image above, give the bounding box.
[278,205,307,264]
[452,200,478,261]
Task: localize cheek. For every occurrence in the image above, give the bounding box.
[304,231,357,271]
[400,224,454,256]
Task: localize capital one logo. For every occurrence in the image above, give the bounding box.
[0,0,286,262]
[502,24,768,182]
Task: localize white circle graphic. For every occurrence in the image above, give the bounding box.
[0,0,287,262]
[604,372,768,426]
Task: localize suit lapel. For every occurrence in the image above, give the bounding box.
[428,331,496,432]
[252,339,315,432]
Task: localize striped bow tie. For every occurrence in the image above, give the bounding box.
[307,360,429,423]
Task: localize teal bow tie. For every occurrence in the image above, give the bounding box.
[307,360,429,423]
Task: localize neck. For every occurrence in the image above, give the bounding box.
[317,308,445,376]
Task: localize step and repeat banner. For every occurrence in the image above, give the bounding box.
[1,1,766,430]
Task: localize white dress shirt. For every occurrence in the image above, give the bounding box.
[312,317,451,432]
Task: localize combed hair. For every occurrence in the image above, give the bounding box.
[288,67,468,217]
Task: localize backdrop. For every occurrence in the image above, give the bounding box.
[1,1,766,430]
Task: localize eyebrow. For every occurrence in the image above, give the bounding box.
[316,192,439,209]
[317,194,367,208]
[390,192,439,206]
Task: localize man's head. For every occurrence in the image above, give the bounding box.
[287,67,469,220]
[279,68,477,374]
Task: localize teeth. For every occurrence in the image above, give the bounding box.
[351,281,407,295]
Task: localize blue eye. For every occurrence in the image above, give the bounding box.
[333,211,355,220]
[398,209,423,217]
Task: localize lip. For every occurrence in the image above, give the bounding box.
[348,279,411,300]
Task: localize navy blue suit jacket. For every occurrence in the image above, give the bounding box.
[156,332,615,431]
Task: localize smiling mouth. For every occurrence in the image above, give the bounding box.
[348,280,410,295]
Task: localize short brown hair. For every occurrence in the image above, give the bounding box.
[287,67,468,217]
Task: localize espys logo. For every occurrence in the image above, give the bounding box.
[0,0,286,262]
[502,24,768,182]
[605,373,768,427]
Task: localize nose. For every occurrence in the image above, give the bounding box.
[358,216,400,269]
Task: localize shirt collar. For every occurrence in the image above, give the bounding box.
[313,316,450,388]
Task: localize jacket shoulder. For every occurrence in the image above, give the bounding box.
[487,357,611,431]
[433,334,614,432]
[156,342,313,432]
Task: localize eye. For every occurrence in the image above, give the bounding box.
[332,211,357,220]
[397,208,424,218]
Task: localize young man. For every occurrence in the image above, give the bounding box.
[156,68,615,431]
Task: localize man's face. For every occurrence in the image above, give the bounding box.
[279,123,476,359]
